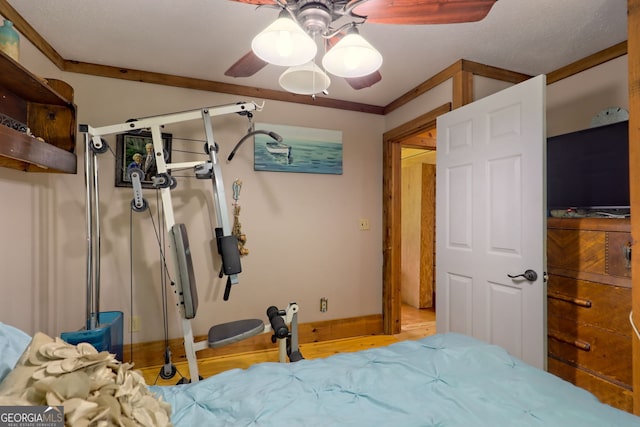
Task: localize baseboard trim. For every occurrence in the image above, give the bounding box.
[124,314,384,368]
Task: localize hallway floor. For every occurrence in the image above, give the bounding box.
[396,304,436,341]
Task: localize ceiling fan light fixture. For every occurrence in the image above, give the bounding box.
[278,62,331,95]
[251,14,317,67]
[322,31,383,78]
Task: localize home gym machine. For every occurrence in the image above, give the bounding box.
[80,101,302,383]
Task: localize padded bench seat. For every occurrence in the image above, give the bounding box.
[208,318,265,348]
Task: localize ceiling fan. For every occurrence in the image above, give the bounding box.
[225,0,498,93]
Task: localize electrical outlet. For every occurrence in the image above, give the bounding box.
[130,316,141,332]
[320,297,328,312]
[359,218,370,231]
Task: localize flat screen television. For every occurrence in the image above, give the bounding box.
[546,120,629,211]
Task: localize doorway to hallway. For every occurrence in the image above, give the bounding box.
[382,103,448,335]
[401,147,436,312]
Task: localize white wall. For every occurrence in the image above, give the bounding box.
[474,76,514,102]
[547,56,628,136]
[385,80,453,132]
[0,38,385,343]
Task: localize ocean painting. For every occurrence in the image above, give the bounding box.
[254,123,343,174]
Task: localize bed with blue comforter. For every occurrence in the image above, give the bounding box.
[1,322,639,426]
[151,333,639,426]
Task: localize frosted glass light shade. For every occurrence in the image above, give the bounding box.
[322,33,383,78]
[279,62,331,95]
[251,16,317,67]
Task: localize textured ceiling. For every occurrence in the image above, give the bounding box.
[5,0,628,107]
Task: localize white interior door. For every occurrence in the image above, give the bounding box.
[435,75,546,369]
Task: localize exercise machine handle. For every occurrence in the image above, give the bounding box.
[223,276,232,301]
[227,130,282,162]
[267,306,289,339]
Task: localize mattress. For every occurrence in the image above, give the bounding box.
[150,333,640,426]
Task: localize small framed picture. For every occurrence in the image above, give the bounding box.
[115,131,172,188]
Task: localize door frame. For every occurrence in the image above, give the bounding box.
[381,62,534,334]
[382,103,450,334]
[382,67,474,335]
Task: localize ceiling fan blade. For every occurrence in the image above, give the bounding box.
[353,0,497,25]
[225,51,269,77]
[345,72,382,90]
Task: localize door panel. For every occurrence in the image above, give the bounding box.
[446,273,473,334]
[436,75,546,369]
[447,164,473,249]
[488,156,521,254]
[489,281,523,355]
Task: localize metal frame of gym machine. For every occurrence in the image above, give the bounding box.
[80,101,301,383]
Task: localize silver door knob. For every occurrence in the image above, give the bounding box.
[507,269,538,281]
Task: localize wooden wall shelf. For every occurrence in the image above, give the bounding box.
[0,50,76,173]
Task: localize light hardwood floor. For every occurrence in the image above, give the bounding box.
[397,304,436,341]
[139,305,436,386]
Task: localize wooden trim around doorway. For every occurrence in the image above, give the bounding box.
[383,103,450,334]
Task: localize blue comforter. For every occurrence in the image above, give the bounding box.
[150,333,640,426]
